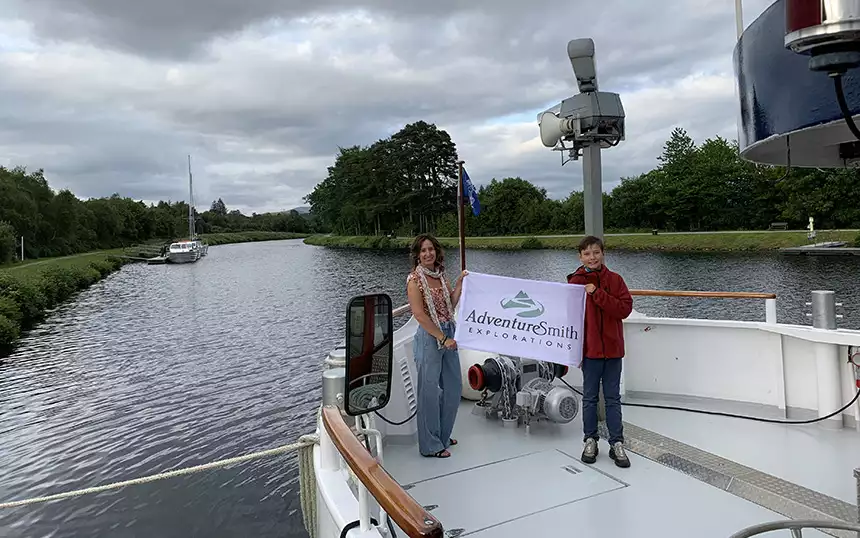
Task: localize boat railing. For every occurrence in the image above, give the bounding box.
[630,289,778,323]
[321,406,443,538]
[393,289,779,323]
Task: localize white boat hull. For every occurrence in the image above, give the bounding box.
[167,250,200,264]
[310,305,860,538]
[166,239,207,264]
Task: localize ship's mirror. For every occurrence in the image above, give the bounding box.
[344,293,394,417]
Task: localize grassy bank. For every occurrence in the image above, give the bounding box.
[303,230,860,252]
[0,231,309,353]
[200,231,310,246]
[0,253,128,353]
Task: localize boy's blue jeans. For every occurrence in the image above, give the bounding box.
[581,357,624,445]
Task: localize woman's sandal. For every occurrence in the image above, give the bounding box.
[449,438,458,446]
[424,449,450,458]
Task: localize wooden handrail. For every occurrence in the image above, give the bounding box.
[629,289,776,299]
[321,406,443,538]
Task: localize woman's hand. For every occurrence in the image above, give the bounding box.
[585,283,596,295]
[452,270,469,307]
[444,338,457,350]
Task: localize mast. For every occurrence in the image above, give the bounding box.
[187,154,195,240]
[734,0,743,39]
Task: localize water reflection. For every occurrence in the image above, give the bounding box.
[0,239,858,537]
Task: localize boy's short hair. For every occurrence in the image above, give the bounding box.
[578,235,604,252]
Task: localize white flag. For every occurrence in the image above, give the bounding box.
[454,272,587,368]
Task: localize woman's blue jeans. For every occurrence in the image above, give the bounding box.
[413,321,461,455]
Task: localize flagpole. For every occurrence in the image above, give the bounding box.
[457,160,466,272]
[734,0,743,39]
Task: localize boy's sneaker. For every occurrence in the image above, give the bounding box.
[581,438,598,464]
[609,442,630,468]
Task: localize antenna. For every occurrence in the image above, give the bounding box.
[536,38,626,239]
[187,154,195,240]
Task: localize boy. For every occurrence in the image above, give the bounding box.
[566,235,633,468]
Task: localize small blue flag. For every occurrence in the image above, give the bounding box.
[462,167,481,216]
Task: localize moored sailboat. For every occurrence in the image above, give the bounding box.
[167,155,209,264]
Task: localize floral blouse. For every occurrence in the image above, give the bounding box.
[407,271,453,323]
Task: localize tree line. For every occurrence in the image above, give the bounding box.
[5,120,860,264]
[304,123,860,237]
[0,166,321,263]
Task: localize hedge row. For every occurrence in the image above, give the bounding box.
[0,256,126,352]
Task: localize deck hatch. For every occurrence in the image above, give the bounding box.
[401,449,626,536]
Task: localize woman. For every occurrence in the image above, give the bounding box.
[406,234,467,458]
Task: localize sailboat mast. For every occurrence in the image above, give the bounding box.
[187,154,195,239]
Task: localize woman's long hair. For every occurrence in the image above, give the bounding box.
[410,234,445,270]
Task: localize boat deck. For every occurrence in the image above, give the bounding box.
[620,393,860,505]
[381,397,860,538]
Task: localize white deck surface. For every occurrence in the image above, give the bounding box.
[621,394,860,504]
[382,400,831,538]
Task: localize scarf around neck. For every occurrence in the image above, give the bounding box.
[415,264,454,336]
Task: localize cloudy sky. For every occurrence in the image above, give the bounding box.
[0,0,774,214]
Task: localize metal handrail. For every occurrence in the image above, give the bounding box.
[728,518,860,537]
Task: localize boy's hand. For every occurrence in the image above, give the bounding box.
[585,284,596,295]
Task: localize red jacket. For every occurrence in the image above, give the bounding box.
[566,264,633,360]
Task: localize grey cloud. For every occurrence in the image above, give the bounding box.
[0,0,774,212]
[210,173,311,214]
[152,62,568,156]
[7,0,295,60]
[10,0,767,83]
[8,1,628,60]
[0,85,201,201]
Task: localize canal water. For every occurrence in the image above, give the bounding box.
[1,239,858,538]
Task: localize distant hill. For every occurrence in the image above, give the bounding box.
[290,206,311,214]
